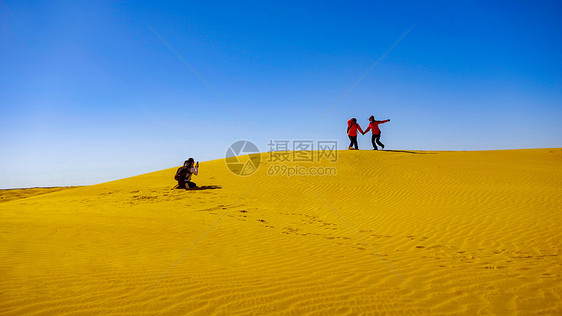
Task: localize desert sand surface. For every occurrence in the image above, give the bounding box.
[0,187,80,204]
[1,148,561,315]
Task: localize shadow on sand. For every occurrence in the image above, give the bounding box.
[174,185,222,191]
[384,150,436,155]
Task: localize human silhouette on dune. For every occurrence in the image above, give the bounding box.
[174,158,199,189]
[362,115,390,150]
[347,118,364,150]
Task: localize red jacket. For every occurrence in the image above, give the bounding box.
[347,119,364,136]
[364,120,389,135]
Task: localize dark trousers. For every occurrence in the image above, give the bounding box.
[372,133,384,150]
[348,135,358,149]
[177,180,186,189]
[177,179,196,189]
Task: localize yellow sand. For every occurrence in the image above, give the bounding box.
[0,187,80,204]
[1,148,561,315]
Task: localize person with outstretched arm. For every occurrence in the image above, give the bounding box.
[174,158,199,189]
[363,115,390,150]
[347,118,364,150]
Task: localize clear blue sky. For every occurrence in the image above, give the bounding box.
[1,0,561,188]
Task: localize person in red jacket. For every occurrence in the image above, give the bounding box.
[362,115,390,150]
[347,118,364,150]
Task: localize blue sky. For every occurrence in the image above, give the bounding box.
[1,0,561,188]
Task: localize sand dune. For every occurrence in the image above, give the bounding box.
[1,148,561,315]
[0,187,80,203]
